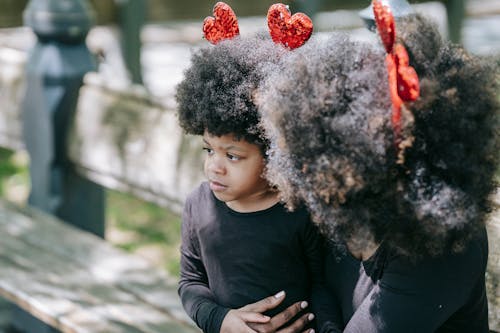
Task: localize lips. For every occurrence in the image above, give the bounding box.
[209,180,227,192]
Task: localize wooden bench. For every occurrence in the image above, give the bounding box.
[0,199,199,333]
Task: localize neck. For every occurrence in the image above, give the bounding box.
[226,189,279,213]
[347,237,380,261]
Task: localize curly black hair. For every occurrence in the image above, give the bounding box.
[176,35,285,153]
[258,15,499,256]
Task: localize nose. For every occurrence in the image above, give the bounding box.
[205,154,226,175]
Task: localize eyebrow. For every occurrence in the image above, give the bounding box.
[202,138,248,152]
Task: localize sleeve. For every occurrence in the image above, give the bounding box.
[178,197,230,333]
[301,220,343,333]
[342,237,489,333]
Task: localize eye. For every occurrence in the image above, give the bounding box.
[226,153,241,161]
[203,147,214,155]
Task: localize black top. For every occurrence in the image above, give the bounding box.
[320,228,489,333]
[179,182,327,333]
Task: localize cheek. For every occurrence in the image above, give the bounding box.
[203,157,210,174]
[245,160,266,180]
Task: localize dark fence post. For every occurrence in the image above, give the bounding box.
[445,0,465,44]
[116,0,145,84]
[21,0,105,236]
[12,2,105,330]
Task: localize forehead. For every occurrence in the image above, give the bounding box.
[203,132,260,152]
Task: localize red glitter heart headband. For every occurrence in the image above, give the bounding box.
[372,0,419,157]
[267,3,313,49]
[203,2,240,44]
[203,2,313,50]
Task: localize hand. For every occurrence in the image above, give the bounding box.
[220,309,271,333]
[220,291,315,333]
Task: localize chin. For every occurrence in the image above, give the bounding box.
[212,190,231,203]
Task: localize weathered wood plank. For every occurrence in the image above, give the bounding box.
[0,200,199,333]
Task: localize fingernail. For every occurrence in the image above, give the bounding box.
[308,313,315,321]
[300,301,308,309]
[274,291,285,299]
[309,330,315,333]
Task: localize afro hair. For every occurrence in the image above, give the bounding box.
[175,35,285,153]
[258,15,499,257]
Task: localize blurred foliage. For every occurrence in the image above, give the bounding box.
[0,146,182,278]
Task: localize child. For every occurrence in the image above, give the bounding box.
[176,4,323,333]
[258,2,498,332]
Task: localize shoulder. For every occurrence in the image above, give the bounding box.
[278,204,320,240]
[382,228,488,288]
[272,202,312,225]
[185,182,213,206]
[183,182,217,216]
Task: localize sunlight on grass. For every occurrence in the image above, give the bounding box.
[0,148,29,204]
[106,190,182,277]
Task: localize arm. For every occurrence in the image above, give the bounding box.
[237,292,316,333]
[178,200,230,333]
[302,222,343,333]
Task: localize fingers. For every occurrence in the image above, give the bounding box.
[240,291,287,313]
[278,312,315,333]
[270,300,309,329]
[240,311,271,324]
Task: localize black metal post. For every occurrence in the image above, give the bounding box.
[12,3,105,331]
[116,0,145,84]
[22,0,105,237]
[445,0,465,44]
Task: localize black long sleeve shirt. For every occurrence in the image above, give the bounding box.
[179,182,328,333]
[320,228,489,333]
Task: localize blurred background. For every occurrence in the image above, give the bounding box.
[0,1,499,331]
[0,0,499,281]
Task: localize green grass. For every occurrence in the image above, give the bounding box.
[0,148,29,204]
[0,147,182,278]
[106,190,182,277]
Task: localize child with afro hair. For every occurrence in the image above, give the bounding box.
[258,13,499,333]
[176,35,326,333]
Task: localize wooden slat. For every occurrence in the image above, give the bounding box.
[0,200,199,333]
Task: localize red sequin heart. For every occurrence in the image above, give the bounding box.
[203,2,240,44]
[394,44,419,101]
[267,3,313,49]
[386,53,403,131]
[373,0,395,54]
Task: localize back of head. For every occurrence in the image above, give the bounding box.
[259,15,499,256]
[176,35,285,150]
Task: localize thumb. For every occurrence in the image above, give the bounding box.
[239,311,271,323]
[240,290,286,313]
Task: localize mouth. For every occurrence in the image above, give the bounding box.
[209,180,227,192]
